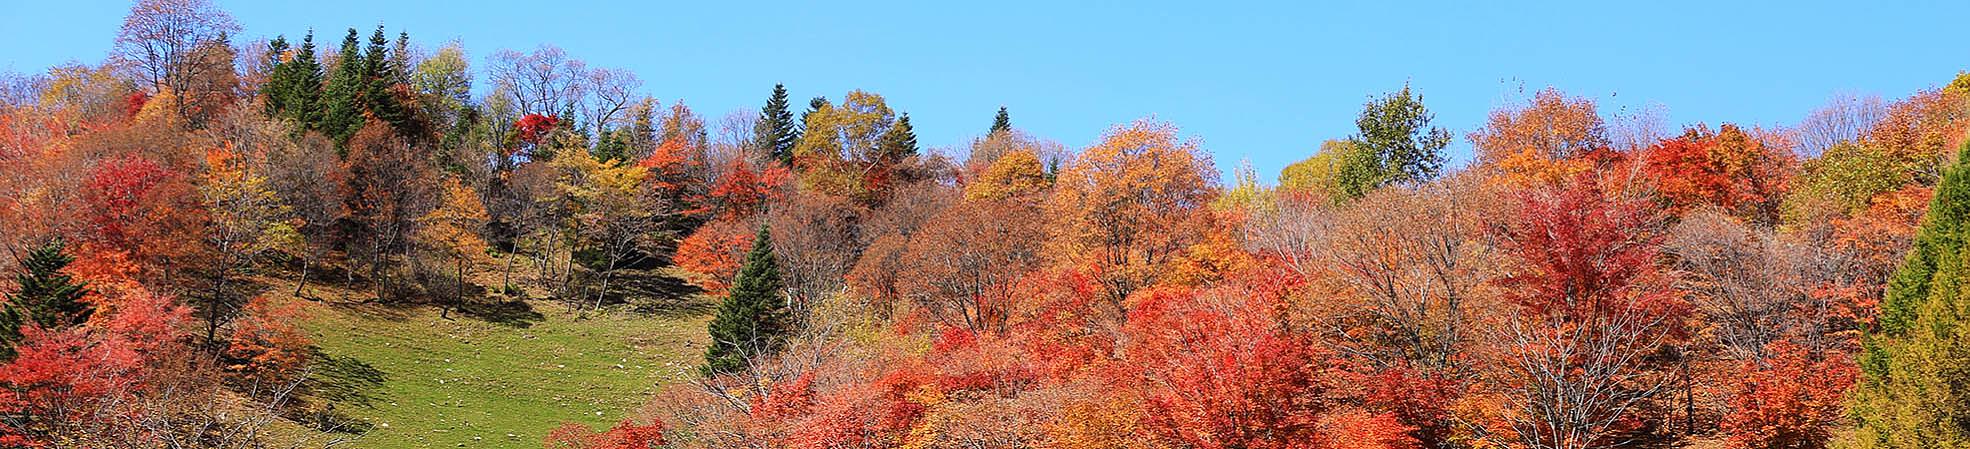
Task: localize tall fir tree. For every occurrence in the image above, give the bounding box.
[1851,139,1970,447]
[364,26,410,133]
[263,36,291,116]
[320,28,368,146]
[0,239,92,360]
[702,225,790,376]
[880,113,919,161]
[753,83,798,164]
[264,30,324,130]
[990,106,1012,135]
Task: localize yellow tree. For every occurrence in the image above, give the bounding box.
[548,147,655,312]
[198,143,299,346]
[1043,119,1217,317]
[416,178,490,318]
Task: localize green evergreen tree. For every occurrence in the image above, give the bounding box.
[1851,139,1970,447]
[990,106,1011,135]
[364,26,410,132]
[0,239,92,360]
[264,31,325,131]
[753,83,799,164]
[702,225,790,376]
[1350,83,1450,189]
[320,28,368,145]
[263,36,292,116]
[879,113,919,161]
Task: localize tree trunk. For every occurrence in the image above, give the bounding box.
[294,254,312,298]
[592,249,618,313]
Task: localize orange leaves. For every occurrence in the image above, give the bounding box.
[1717,342,1857,449]
[673,218,755,296]
[1044,119,1217,304]
[1468,87,1611,187]
[1641,124,1794,224]
[222,295,312,384]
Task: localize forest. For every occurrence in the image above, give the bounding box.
[4,0,1970,448]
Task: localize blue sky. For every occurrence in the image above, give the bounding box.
[5,1,1968,182]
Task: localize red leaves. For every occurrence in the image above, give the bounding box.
[0,285,188,444]
[1492,174,1676,321]
[1120,285,1404,449]
[514,113,558,146]
[1718,342,1857,449]
[544,419,667,449]
[1642,124,1794,224]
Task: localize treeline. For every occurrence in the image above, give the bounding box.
[5,0,1970,449]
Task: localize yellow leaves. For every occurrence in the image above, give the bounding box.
[549,146,652,220]
[966,149,1049,201]
[1044,119,1217,301]
[199,141,299,256]
[416,178,491,262]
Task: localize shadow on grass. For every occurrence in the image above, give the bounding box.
[457,298,545,328]
[614,268,716,319]
[294,349,386,434]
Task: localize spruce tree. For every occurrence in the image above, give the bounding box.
[702,225,789,376]
[1851,139,1970,447]
[879,113,919,161]
[265,31,325,131]
[364,26,409,132]
[752,83,798,164]
[0,239,92,360]
[288,31,324,129]
[990,106,1011,135]
[263,36,292,117]
[321,28,368,145]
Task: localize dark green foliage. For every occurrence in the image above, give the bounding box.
[753,83,799,164]
[1350,84,1450,190]
[701,225,789,376]
[1850,140,1970,446]
[265,31,325,130]
[1333,140,1385,201]
[364,26,410,132]
[321,28,368,145]
[990,106,1011,135]
[0,239,92,360]
[879,113,919,161]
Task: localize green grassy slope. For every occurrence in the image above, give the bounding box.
[294,294,709,449]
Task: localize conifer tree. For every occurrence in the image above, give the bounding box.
[753,83,798,164]
[320,28,367,145]
[701,225,789,376]
[364,26,409,132]
[0,239,91,360]
[990,106,1011,135]
[880,113,919,161]
[265,30,324,130]
[1851,139,1970,447]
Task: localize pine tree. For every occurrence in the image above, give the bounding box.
[990,106,1011,135]
[364,26,409,132]
[320,28,367,146]
[0,239,92,360]
[263,36,291,116]
[264,30,324,130]
[701,225,789,376]
[1851,140,1970,447]
[880,113,919,161]
[753,83,798,164]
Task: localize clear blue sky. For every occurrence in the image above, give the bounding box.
[5,1,1968,182]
